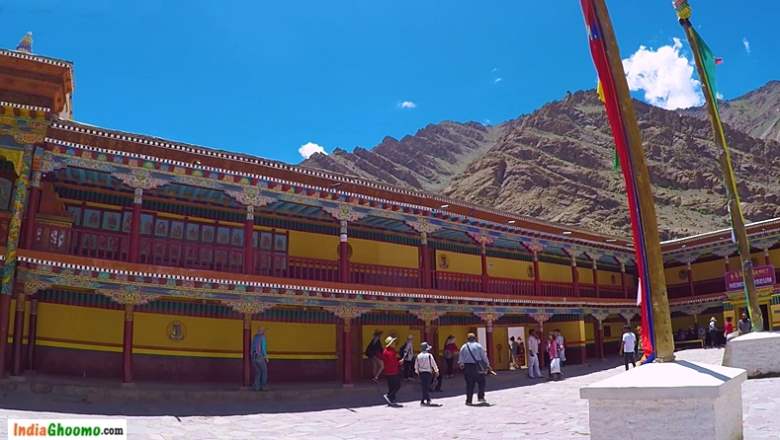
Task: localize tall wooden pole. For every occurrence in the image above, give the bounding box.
[592,0,675,361]
[676,8,764,331]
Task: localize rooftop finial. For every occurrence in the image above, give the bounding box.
[16,32,33,54]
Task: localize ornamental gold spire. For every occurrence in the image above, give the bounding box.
[16,32,33,54]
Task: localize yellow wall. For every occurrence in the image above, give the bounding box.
[36,303,123,352]
[671,315,696,335]
[350,238,418,268]
[288,230,338,261]
[597,270,621,286]
[361,325,421,357]
[491,326,510,369]
[435,250,481,275]
[437,325,472,351]
[547,320,586,347]
[251,321,336,360]
[771,304,780,330]
[134,312,242,358]
[539,261,571,283]
[487,256,532,280]
[691,259,725,281]
[769,249,780,268]
[577,267,594,284]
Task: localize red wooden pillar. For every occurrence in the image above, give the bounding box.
[26,299,38,372]
[339,220,350,283]
[11,293,26,376]
[128,188,143,263]
[480,243,489,293]
[342,318,353,386]
[592,259,599,298]
[0,295,10,377]
[485,321,495,364]
[532,250,541,296]
[687,262,695,297]
[122,304,134,383]
[571,255,580,297]
[21,171,41,249]
[243,207,255,275]
[242,313,251,387]
[595,319,605,359]
[419,233,431,289]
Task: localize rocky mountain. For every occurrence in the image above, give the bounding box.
[302,87,780,240]
[690,81,780,143]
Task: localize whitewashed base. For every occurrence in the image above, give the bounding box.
[723,331,780,377]
[581,361,746,440]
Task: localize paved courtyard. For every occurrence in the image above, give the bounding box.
[0,349,778,439]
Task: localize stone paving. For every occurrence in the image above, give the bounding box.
[0,349,778,439]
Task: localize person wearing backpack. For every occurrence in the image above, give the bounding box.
[442,335,458,378]
[414,342,440,406]
[399,335,415,381]
[366,330,384,382]
[458,333,492,406]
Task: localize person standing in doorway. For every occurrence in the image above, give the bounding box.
[459,333,491,406]
[400,335,415,381]
[251,327,269,391]
[708,317,719,348]
[526,329,542,379]
[509,336,519,370]
[443,335,458,378]
[375,336,403,407]
[365,330,384,382]
[620,326,636,370]
[414,342,440,406]
[738,313,752,335]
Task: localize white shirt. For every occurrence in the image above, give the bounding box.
[414,352,439,374]
[527,335,540,355]
[622,332,636,353]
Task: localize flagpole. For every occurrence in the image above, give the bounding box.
[591,0,675,361]
[674,1,764,331]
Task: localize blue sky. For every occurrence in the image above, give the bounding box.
[2,1,777,163]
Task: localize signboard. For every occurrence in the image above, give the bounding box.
[725,265,776,291]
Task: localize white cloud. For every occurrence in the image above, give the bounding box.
[716,92,724,100]
[622,38,703,110]
[494,77,503,84]
[398,100,417,109]
[742,37,751,54]
[298,142,327,159]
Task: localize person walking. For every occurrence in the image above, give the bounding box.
[251,327,269,391]
[509,336,519,370]
[365,330,384,382]
[738,313,752,335]
[443,335,458,378]
[458,333,491,406]
[526,329,542,379]
[555,329,566,367]
[375,336,403,407]
[724,317,735,343]
[414,342,440,406]
[708,317,719,348]
[547,333,562,380]
[620,326,636,370]
[400,335,415,381]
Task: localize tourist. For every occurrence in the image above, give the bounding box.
[620,326,636,370]
[414,342,440,406]
[724,317,735,342]
[443,335,458,378]
[526,329,542,379]
[738,312,752,335]
[365,330,384,382]
[555,329,566,366]
[431,352,444,393]
[400,335,415,381]
[376,336,403,407]
[708,317,719,348]
[509,336,519,370]
[541,333,550,372]
[547,333,562,380]
[458,332,491,406]
[251,327,269,391]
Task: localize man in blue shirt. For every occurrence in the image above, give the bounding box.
[251,327,268,391]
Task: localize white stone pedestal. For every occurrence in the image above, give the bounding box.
[581,361,746,440]
[723,331,780,377]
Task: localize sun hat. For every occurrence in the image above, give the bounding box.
[385,336,397,347]
[420,342,431,352]
[466,332,477,341]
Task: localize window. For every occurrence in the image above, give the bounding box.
[102,211,121,232]
[0,178,12,211]
[82,209,101,229]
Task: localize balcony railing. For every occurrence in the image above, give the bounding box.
[29,225,765,302]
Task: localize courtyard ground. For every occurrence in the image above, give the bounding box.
[0,348,777,439]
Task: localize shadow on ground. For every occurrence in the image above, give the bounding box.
[0,356,627,417]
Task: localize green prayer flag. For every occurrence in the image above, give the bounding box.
[693,29,719,110]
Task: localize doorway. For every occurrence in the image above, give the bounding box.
[507,327,526,370]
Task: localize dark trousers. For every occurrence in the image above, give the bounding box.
[403,360,414,379]
[386,374,401,403]
[420,372,432,403]
[445,357,454,375]
[463,363,486,403]
[623,352,636,370]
